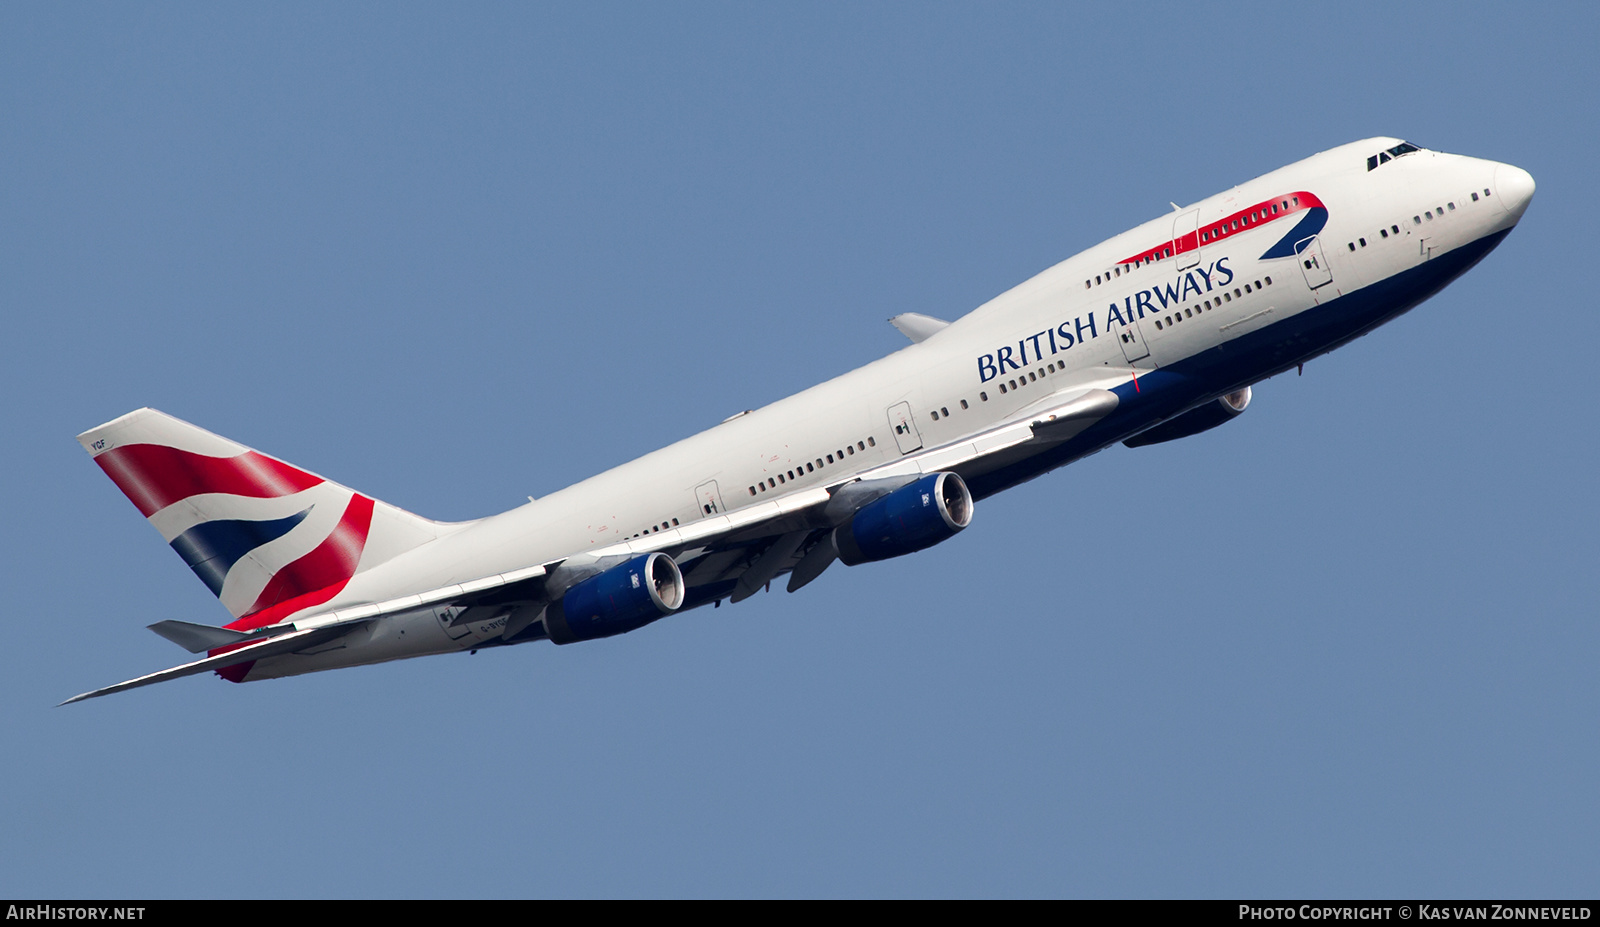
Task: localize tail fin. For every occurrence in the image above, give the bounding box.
[79,409,461,630]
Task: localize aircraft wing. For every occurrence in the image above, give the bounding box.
[61,626,350,705]
[386,384,1116,606]
[68,385,1120,702]
[278,385,1121,628]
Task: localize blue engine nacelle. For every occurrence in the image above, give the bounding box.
[1123,386,1252,448]
[544,552,685,645]
[834,471,973,566]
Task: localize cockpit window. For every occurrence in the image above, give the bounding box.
[1367,141,1423,171]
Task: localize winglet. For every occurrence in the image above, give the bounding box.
[889,313,950,344]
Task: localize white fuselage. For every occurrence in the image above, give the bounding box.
[246,138,1534,679]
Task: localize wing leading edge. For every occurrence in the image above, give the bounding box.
[65,387,1119,702]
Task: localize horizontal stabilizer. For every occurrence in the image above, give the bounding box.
[61,626,346,705]
[148,620,254,654]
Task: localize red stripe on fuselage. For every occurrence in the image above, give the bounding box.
[1116,191,1326,266]
[226,494,376,631]
[94,444,323,517]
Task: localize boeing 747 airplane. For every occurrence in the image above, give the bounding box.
[65,138,1535,703]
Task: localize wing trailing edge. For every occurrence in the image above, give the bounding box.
[60,627,348,705]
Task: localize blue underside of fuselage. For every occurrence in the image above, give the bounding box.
[965,226,1513,501]
[478,226,1514,644]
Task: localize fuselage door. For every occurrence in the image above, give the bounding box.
[1174,209,1201,271]
[1116,318,1151,363]
[1297,236,1334,289]
[693,480,726,517]
[887,402,923,455]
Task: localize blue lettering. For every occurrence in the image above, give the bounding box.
[1153,280,1181,309]
[1134,290,1156,319]
[1215,256,1234,286]
[1056,321,1076,350]
[978,354,998,382]
[1107,302,1127,327]
[1180,272,1203,300]
[1047,327,1058,354]
[1075,313,1098,342]
[996,345,1021,373]
[1027,331,1048,361]
[1195,264,1214,292]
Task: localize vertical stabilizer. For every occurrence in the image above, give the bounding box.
[79,409,468,629]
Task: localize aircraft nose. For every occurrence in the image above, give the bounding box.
[1494,164,1536,220]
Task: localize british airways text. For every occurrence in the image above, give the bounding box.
[976,257,1235,383]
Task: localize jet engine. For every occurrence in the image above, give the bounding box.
[1123,386,1252,448]
[834,471,973,566]
[544,552,685,645]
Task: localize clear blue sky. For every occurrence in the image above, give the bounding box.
[3,2,1594,898]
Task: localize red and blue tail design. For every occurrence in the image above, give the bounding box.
[80,409,450,630]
